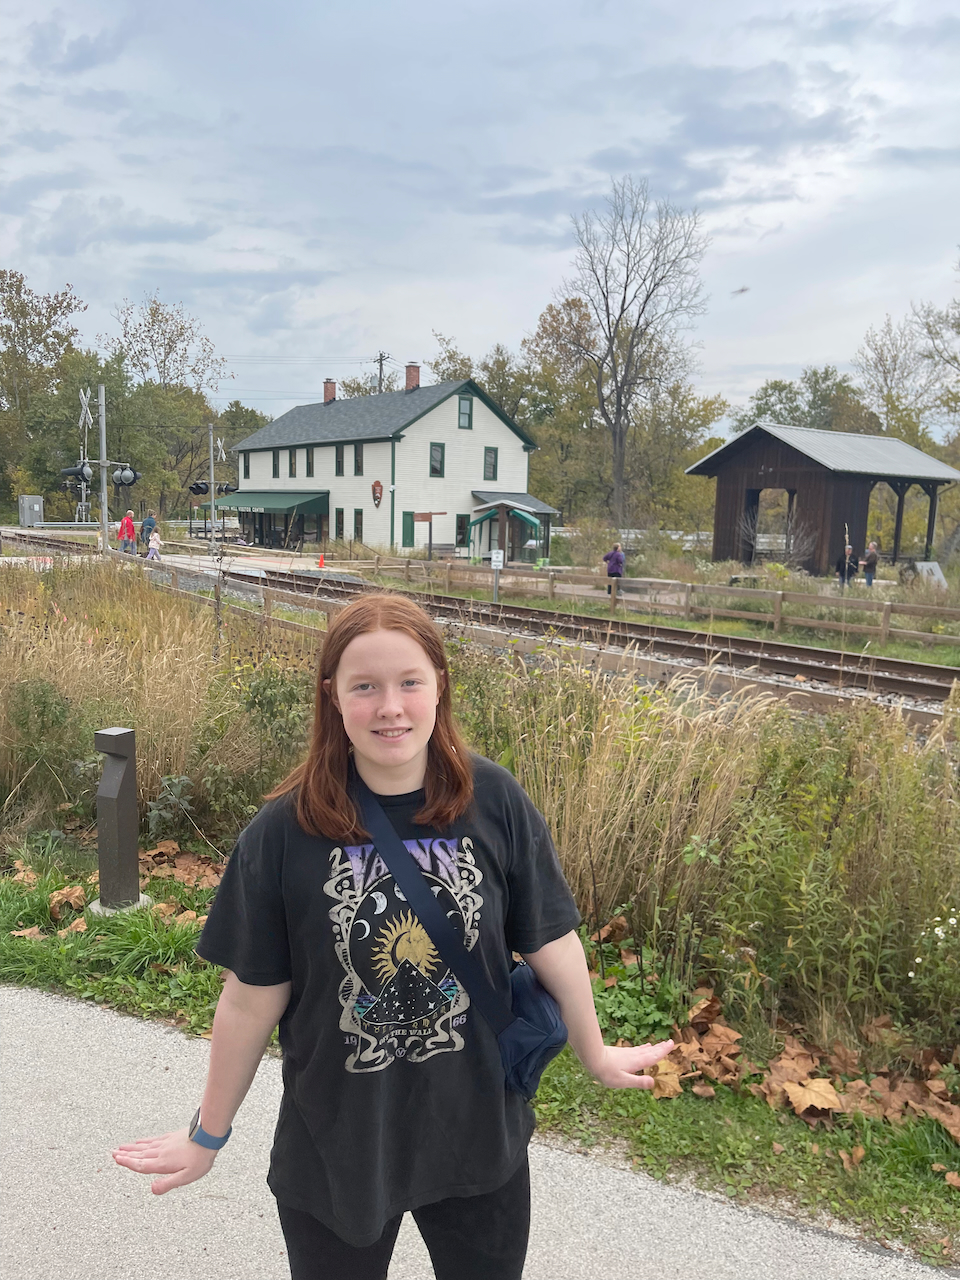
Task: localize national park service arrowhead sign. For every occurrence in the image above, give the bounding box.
[372,480,383,508]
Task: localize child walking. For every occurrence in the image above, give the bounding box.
[146,527,162,562]
[112,594,673,1279]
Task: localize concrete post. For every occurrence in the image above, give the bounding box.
[90,728,151,915]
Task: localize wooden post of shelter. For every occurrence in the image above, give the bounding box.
[892,481,909,564]
[922,483,940,561]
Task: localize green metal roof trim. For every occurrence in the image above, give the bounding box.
[686,422,960,483]
[466,509,497,532]
[471,490,559,515]
[231,380,538,453]
[216,490,330,516]
[510,508,541,530]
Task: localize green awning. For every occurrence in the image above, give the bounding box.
[510,508,540,531]
[467,509,498,532]
[214,490,329,516]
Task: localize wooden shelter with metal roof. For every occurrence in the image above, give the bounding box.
[686,422,960,575]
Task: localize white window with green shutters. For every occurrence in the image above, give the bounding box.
[458,395,472,429]
[483,446,498,481]
[429,442,445,478]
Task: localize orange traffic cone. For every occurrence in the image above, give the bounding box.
[318,553,324,568]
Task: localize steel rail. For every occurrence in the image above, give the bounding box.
[237,565,958,706]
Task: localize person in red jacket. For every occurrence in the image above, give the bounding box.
[117,511,136,555]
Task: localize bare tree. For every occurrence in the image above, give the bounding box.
[563,177,708,527]
[99,292,229,392]
[852,313,945,440]
[913,258,960,386]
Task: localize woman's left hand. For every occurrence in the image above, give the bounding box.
[592,1039,675,1089]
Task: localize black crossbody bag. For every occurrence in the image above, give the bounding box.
[355,778,568,1101]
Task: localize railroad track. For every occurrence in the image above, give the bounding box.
[230,564,959,707]
[8,534,958,710]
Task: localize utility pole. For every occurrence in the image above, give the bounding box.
[376,350,390,393]
[98,385,109,556]
[208,421,218,556]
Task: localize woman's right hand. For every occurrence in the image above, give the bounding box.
[112,1127,219,1195]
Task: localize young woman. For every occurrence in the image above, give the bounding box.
[113,594,673,1279]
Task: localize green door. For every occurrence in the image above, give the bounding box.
[402,510,415,548]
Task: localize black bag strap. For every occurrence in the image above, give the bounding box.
[355,776,516,1037]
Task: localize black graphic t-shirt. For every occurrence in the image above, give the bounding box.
[196,754,580,1246]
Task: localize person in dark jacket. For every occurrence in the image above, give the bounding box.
[836,545,858,589]
[862,541,879,587]
[140,511,157,554]
[603,543,624,595]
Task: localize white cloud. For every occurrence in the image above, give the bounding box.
[0,0,957,416]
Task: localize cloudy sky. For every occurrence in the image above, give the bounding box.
[2,0,958,420]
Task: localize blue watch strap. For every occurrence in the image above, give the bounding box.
[188,1107,231,1150]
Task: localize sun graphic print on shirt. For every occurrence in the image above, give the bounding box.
[324,834,484,1073]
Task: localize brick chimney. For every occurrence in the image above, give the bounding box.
[324,379,336,403]
[405,363,420,391]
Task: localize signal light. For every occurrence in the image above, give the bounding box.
[216,483,238,496]
[113,467,142,486]
[61,462,93,483]
[188,481,210,496]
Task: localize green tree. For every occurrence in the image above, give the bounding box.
[732,366,880,434]
[0,271,86,498]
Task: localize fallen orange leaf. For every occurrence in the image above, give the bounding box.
[48,885,86,921]
[56,917,88,938]
[10,925,44,939]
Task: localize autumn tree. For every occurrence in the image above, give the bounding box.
[914,257,960,426]
[561,177,708,527]
[340,371,402,396]
[625,383,727,529]
[522,300,608,521]
[99,292,229,392]
[852,314,944,446]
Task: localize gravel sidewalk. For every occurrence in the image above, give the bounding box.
[1,985,950,1279]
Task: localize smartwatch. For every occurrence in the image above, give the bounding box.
[188,1107,232,1150]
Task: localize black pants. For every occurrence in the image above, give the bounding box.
[606,574,621,595]
[277,1156,530,1280]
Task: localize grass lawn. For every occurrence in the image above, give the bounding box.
[3,837,959,1267]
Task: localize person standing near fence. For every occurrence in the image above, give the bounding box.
[602,542,624,595]
[117,510,136,555]
[836,544,858,589]
[862,541,878,587]
[111,594,674,1280]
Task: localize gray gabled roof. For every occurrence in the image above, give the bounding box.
[231,379,537,452]
[686,422,960,483]
[472,490,559,515]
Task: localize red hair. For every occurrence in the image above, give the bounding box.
[267,593,474,839]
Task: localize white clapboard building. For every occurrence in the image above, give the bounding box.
[223,364,558,560]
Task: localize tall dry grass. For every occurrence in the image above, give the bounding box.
[449,642,960,1041]
[0,560,282,836]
